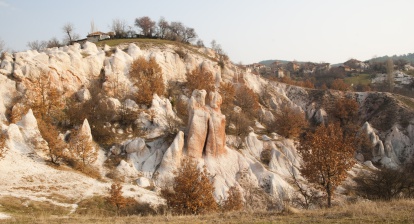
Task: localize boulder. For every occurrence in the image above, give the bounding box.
[158,131,184,173]
[125,138,146,154]
[136,177,151,188]
[76,87,91,102]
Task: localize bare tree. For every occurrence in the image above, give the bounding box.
[196,39,204,47]
[111,19,128,38]
[386,58,394,92]
[157,17,169,39]
[27,40,47,51]
[46,37,61,48]
[0,38,5,54]
[62,23,79,44]
[183,27,197,44]
[135,16,156,37]
[167,21,186,41]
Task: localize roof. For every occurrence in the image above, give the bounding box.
[87,31,106,37]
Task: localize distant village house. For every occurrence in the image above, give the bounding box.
[86,31,115,43]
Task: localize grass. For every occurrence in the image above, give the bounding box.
[397,95,414,110]
[2,198,414,223]
[344,73,372,86]
[95,38,175,48]
[95,38,218,62]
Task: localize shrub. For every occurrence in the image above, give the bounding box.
[222,186,243,212]
[186,66,215,94]
[37,119,66,164]
[260,149,272,165]
[107,182,128,215]
[353,166,414,200]
[0,132,7,159]
[272,106,308,139]
[68,129,98,173]
[234,85,259,117]
[227,110,252,138]
[129,56,165,106]
[174,97,189,126]
[161,158,218,215]
[174,48,186,59]
[330,79,350,91]
[219,82,235,114]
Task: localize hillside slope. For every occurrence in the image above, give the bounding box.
[0,40,413,218]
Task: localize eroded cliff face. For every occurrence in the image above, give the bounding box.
[2,40,414,207]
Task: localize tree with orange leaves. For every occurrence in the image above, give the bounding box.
[107,182,128,216]
[161,158,218,215]
[186,66,215,94]
[129,56,165,106]
[298,122,356,207]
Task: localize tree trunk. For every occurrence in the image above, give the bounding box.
[326,182,332,208]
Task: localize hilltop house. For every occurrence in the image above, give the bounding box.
[86,31,114,42]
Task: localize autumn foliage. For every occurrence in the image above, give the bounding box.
[186,67,215,94]
[69,129,97,172]
[330,79,351,91]
[222,186,244,212]
[0,132,7,159]
[129,56,165,106]
[273,106,308,139]
[234,85,259,117]
[107,182,128,215]
[298,122,356,207]
[161,158,218,215]
[37,119,67,164]
[219,82,236,114]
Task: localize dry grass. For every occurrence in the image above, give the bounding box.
[95,38,217,62]
[2,199,414,223]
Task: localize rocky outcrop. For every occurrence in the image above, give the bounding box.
[187,90,226,158]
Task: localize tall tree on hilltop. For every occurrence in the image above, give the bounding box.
[111,19,128,38]
[62,23,79,44]
[0,38,5,54]
[298,122,356,207]
[157,17,169,39]
[135,16,156,37]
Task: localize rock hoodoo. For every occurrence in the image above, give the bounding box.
[186,90,226,158]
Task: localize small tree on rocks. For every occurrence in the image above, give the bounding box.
[222,186,243,212]
[272,106,308,139]
[186,67,215,94]
[107,182,128,216]
[161,158,218,215]
[38,119,66,164]
[69,130,97,172]
[129,56,165,106]
[0,132,7,159]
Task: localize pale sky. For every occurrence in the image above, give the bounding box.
[1,0,413,64]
